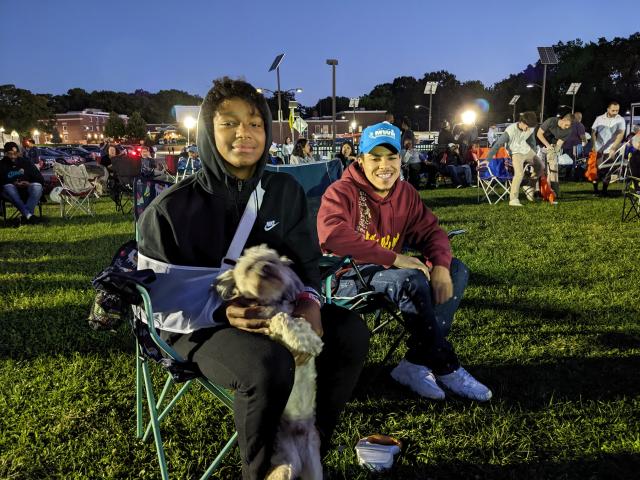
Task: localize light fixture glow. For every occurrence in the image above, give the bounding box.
[183,116,197,129]
[461,110,477,125]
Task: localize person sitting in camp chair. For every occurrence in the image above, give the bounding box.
[1,141,44,224]
[137,77,369,480]
[317,122,492,402]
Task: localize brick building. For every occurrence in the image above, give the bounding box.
[53,109,128,144]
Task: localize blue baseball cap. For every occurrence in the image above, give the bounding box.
[358,122,401,154]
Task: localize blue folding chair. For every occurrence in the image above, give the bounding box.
[477,157,513,204]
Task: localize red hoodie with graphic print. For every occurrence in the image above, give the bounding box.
[317,162,452,268]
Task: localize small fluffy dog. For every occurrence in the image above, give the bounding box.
[215,244,324,480]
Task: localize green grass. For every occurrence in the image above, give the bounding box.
[1,182,639,479]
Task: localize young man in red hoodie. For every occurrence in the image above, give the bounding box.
[317,122,491,401]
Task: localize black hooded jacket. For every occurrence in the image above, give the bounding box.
[137,96,321,293]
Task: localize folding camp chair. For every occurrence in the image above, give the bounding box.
[477,155,513,204]
[266,160,466,365]
[110,155,140,214]
[92,177,237,480]
[53,163,98,218]
[320,230,466,366]
[0,194,43,225]
[621,173,640,222]
[598,141,630,185]
[93,267,237,480]
[265,159,343,243]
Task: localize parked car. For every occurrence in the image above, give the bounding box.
[33,147,83,168]
[81,144,104,156]
[57,146,99,162]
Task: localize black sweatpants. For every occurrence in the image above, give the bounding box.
[162,304,369,480]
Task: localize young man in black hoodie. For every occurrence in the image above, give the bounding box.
[137,77,369,480]
[1,141,44,223]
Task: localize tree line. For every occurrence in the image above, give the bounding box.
[1,33,638,138]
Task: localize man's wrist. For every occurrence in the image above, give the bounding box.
[296,291,322,308]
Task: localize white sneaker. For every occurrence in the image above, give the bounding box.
[437,367,492,402]
[390,359,445,400]
[509,199,523,207]
[522,186,535,201]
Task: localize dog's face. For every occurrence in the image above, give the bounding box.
[216,245,296,304]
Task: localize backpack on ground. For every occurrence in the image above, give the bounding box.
[88,240,138,331]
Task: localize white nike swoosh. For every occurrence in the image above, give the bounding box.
[264,221,279,231]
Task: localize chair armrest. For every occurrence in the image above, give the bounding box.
[92,268,156,304]
[319,255,353,280]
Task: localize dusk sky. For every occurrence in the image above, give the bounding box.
[2,0,639,106]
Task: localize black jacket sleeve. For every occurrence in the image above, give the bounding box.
[137,204,179,263]
[25,161,45,184]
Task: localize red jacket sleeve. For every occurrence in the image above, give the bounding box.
[317,183,397,266]
[403,189,452,269]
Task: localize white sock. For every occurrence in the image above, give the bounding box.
[26,213,33,219]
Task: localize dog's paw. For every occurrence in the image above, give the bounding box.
[265,464,294,480]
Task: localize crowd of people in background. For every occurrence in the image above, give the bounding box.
[2,98,639,226]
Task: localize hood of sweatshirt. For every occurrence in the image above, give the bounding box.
[194,94,272,193]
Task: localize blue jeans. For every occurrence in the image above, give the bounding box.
[446,165,473,186]
[333,258,469,374]
[2,183,43,217]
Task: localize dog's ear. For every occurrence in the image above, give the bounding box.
[215,270,239,300]
[279,255,293,266]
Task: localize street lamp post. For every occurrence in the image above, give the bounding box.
[566,83,582,113]
[508,95,520,123]
[268,54,286,144]
[526,83,543,121]
[326,59,338,154]
[414,105,430,131]
[423,81,438,132]
[257,87,303,142]
[183,116,196,145]
[535,46,559,123]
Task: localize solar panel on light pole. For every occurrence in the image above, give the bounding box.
[566,83,582,113]
[536,47,559,122]
[424,81,438,132]
[508,95,520,122]
[268,53,286,143]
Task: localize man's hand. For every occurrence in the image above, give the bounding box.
[293,299,323,337]
[226,301,271,334]
[15,180,29,187]
[393,253,431,280]
[430,265,453,305]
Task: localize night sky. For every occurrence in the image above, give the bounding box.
[2,0,638,106]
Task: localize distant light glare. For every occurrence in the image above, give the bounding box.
[183,116,197,129]
[461,110,477,125]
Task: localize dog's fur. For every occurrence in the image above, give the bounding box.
[215,245,324,480]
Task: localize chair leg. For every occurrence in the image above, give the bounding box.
[141,359,170,480]
[143,379,193,442]
[136,347,143,439]
[199,431,239,480]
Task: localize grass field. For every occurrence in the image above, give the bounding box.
[1,182,639,480]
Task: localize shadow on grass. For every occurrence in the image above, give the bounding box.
[352,351,640,407]
[0,303,134,359]
[337,452,640,480]
[423,194,484,209]
[461,295,638,325]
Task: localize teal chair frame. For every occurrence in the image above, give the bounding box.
[132,283,238,480]
[320,230,466,366]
